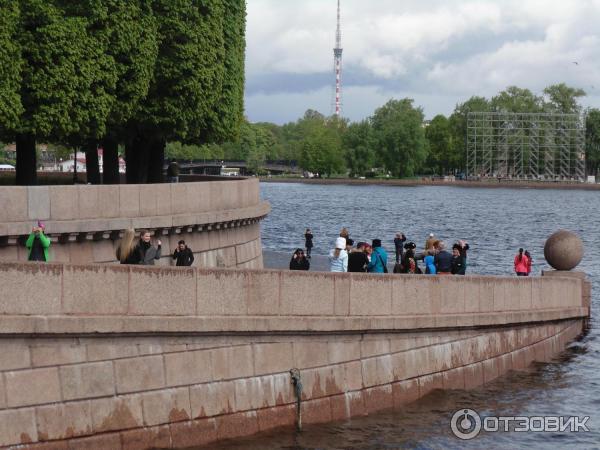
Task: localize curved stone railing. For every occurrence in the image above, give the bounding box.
[0,178,269,268]
[0,262,590,448]
[0,263,589,333]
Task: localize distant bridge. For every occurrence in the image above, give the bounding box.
[169,160,301,175]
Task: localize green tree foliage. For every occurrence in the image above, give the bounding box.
[343,120,375,177]
[165,141,224,161]
[0,0,22,137]
[136,0,224,141]
[371,99,427,177]
[543,83,586,114]
[585,108,600,176]
[128,0,233,183]
[425,115,453,174]
[99,0,158,184]
[15,0,118,184]
[204,0,246,143]
[51,1,118,142]
[253,123,281,159]
[219,120,280,174]
[491,86,544,113]
[2,0,246,185]
[293,111,345,175]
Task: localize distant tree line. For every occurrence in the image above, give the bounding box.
[166,82,600,178]
[0,0,246,185]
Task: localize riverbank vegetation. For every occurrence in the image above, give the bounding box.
[164,83,600,178]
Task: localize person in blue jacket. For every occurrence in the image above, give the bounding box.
[367,239,388,273]
[424,254,437,274]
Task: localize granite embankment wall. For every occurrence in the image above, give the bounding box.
[261,177,600,191]
[0,263,590,449]
[0,178,269,268]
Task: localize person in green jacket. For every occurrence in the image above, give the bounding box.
[26,221,51,262]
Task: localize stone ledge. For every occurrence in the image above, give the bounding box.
[0,202,271,241]
[0,307,588,335]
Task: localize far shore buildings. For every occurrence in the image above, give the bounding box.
[2,144,126,173]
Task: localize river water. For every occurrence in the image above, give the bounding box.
[210,182,600,450]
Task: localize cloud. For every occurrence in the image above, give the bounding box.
[245,0,600,122]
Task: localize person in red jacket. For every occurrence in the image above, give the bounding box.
[514,248,530,276]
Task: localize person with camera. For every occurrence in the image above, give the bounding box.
[289,248,310,270]
[172,240,195,266]
[394,232,407,263]
[26,221,51,262]
[304,228,314,259]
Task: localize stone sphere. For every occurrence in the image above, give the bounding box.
[544,230,584,271]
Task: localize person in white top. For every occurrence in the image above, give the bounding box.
[329,237,348,272]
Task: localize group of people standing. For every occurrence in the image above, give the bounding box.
[290,228,470,276]
[327,228,390,274]
[392,233,470,275]
[116,229,194,266]
[514,248,532,276]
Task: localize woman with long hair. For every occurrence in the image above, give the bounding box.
[116,229,142,264]
[514,248,530,276]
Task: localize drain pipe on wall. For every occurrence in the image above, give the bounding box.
[290,368,303,430]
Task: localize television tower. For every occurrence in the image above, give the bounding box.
[333,0,343,117]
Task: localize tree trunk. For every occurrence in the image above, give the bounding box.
[15,133,37,186]
[147,137,166,183]
[125,138,138,184]
[125,133,149,184]
[84,141,100,184]
[102,137,120,184]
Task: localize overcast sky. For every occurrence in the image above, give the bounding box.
[244,0,600,124]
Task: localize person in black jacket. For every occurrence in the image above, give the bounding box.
[172,240,194,266]
[304,228,313,258]
[434,241,452,274]
[451,241,469,275]
[289,248,310,270]
[393,232,406,263]
[400,242,421,274]
[348,242,370,272]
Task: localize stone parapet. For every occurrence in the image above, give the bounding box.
[0,263,588,328]
[0,178,268,268]
[0,263,590,449]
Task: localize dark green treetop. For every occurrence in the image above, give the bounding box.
[371,98,427,177]
[0,0,23,138]
[137,0,226,142]
[204,0,246,143]
[18,0,117,141]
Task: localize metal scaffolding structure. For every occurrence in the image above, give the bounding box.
[467,112,586,181]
